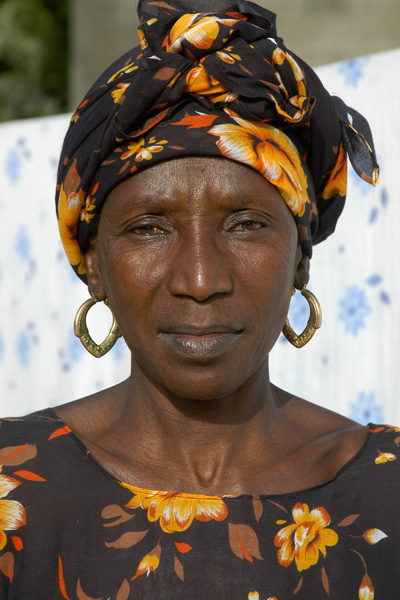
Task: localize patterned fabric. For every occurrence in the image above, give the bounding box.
[0,410,399,598]
[56,0,379,282]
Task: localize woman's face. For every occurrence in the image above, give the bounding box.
[86,157,308,400]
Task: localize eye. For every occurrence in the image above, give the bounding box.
[233,220,264,231]
[132,224,166,236]
[125,218,170,237]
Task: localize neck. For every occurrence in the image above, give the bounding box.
[106,356,292,492]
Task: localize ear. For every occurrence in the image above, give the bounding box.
[294,251,310,290]
[85,238,106,301]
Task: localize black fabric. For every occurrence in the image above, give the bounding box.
[0,410,398,599]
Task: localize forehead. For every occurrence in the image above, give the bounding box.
[104,156,286,214]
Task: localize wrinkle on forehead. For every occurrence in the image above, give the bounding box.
[105,156,286,214]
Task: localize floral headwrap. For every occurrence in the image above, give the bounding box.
[57,0,379,283]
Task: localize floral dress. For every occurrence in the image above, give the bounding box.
[0,409,398,599]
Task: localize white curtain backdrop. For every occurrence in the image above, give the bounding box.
[1,49,399,423]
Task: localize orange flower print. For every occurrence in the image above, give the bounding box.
[272,48,286,66]
[209,110,309,217]
[121,483,228,533]
[70,99,88,123]
[321,145,347,200]
[57,184,86,276]
[120,136,168,162]
[111,83,130,104]
[217,46,241,64]
[359,574,374,600]
[138,27,148,51]
[0,469,26,550]
[247,593,277,600]
[186,65,229,97]
[167,14,218,53]
[107,62,138,83]
[274,502,338,572]
[363,528,387,545]
[167,13,238,54]
[131,543,161,580]
[80,195,96,224]
[137,19,157,52]
[375,451,396,464]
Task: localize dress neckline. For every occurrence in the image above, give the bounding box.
[43,406,376,500]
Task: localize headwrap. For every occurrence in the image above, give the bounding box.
[56,0,379,283]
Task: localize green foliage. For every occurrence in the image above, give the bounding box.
[0,0,68,121]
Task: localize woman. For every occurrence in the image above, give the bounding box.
[0,1,397,598]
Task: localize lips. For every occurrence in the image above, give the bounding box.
[161,324,243,335]
[158,324,243,358]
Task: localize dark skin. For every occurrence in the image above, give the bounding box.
[56,157,368,495]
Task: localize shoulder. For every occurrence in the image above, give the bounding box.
[362,423,400,465]
[0,409,67,447]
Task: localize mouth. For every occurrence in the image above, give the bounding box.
[158,325,243,358]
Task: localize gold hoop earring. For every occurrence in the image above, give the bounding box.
[74,294,122,358]
[282,285,322,348]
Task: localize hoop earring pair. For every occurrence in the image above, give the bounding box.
[282,286,322,348]
[74,294,122,358]
[74,286,321,356]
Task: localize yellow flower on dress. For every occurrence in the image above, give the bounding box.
[274,502,338,572]
[248,592,259,600]
[359,574,374,600]
[375,451,396,464]
[131,543,161,580]
[363,528,387,545]
[57,184,86,276]
[0,469,26,551]
[120,136,168,162]
[209,110,309,217]
[121,483,228,533]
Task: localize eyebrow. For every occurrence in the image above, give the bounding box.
[126,191,269,212]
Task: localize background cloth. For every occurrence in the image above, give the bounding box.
[0,49,399,423]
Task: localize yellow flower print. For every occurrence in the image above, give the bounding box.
[272,48,286,66]
[70,99,89,123]
[79,186,97,224]
[248,593,259,600]
[121,483,228,533]
[0,469,26,551]
[321,145,347,200]
[375,451,396,464]
[167,14,219,53]
[107,62,138,84]
[271,48,309,123]
[167,13,238,54]
[138,27,148,51]
[120,136,168,162]
[111,83,130,104]
[359,574,374,600]
[209,110,309,217]
[274,502,338,572]
[131,543,161,580]
[217,47,241,64]
[363,528,387,545]
[57,184,86,276]
[186,65,229,97]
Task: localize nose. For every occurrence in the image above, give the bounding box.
[168,228,234,301]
